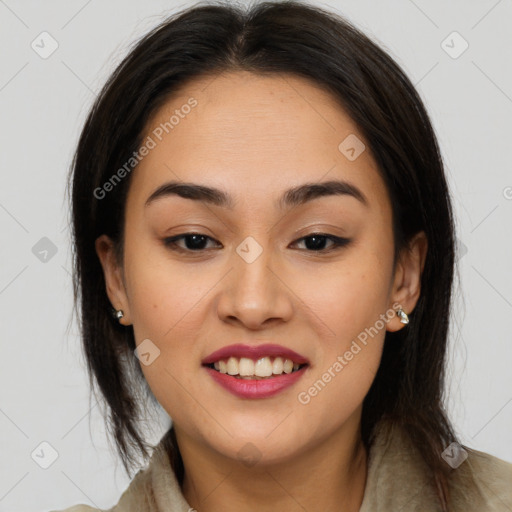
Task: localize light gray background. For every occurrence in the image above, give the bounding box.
[0,0,511,510]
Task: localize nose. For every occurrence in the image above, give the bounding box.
[216,242,294,330]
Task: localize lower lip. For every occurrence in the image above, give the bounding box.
[203,366,308,399]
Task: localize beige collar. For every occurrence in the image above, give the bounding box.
[111,420,512,511]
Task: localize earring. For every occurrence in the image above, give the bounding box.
[396,308,409,325]
[111,308,124,321]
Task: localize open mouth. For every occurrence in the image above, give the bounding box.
[204,356,308,380]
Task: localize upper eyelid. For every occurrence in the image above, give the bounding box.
[167,232,341,241]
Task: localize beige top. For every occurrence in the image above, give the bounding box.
[51,421,512,511]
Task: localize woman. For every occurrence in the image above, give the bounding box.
[55,1,512,511]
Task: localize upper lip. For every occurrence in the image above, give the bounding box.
[202,343,310,365]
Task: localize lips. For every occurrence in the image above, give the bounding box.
[204,364,308,399]
[202,343,310,398]
[201,343,310,365]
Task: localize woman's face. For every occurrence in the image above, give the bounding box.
[97,71,425,465]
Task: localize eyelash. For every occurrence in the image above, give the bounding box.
[163,232,351,254]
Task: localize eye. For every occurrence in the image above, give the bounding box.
[163,232,350,254]
[291,233,351,252]
[163,233,221,252]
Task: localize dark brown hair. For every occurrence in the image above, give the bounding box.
[67,1,470,509]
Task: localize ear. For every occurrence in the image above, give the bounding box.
[386,230,428,332]
[95,234,131,325]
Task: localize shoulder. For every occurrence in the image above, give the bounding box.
[360,420,512,511]
[452,446,512,509]
[468,446,512,479]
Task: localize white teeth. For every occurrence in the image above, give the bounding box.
[255,357,273,377]
[272,357,284,374]
[210,356,304,378]
[226,356,238,375]
[239,357,255,376]
[283,359,293,374]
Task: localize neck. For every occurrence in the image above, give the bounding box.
[174,416,368,512]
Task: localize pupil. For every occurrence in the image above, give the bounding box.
[306,235,327,250]
[186,234,207,250]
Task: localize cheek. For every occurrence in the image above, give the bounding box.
[124,242,210,339]
[123,250,211,396]
[294,249,393,350]
[297,336,384,440]
[292,249,391,417]
[128,272,205,422]
[297,273,390,427]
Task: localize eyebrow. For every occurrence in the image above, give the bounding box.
[144,179,368,209]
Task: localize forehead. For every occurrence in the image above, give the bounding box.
[127,71,389,215]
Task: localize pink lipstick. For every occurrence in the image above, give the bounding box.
[202,343,309,399]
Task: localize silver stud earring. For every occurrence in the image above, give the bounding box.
[111,308,124,321]
[396,308,409,325]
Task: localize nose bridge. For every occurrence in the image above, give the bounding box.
[233,235,276,298]
[217,234,292,327]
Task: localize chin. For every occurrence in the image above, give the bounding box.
[205,418,308,467]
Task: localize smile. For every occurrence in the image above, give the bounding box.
[201,343,310,398]
[205,356,307,379]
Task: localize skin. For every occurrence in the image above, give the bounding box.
[96,70,427,512]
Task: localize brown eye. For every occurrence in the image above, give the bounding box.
[163,232,350,255]
[164,233,221,252]
[292,233,351,252]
